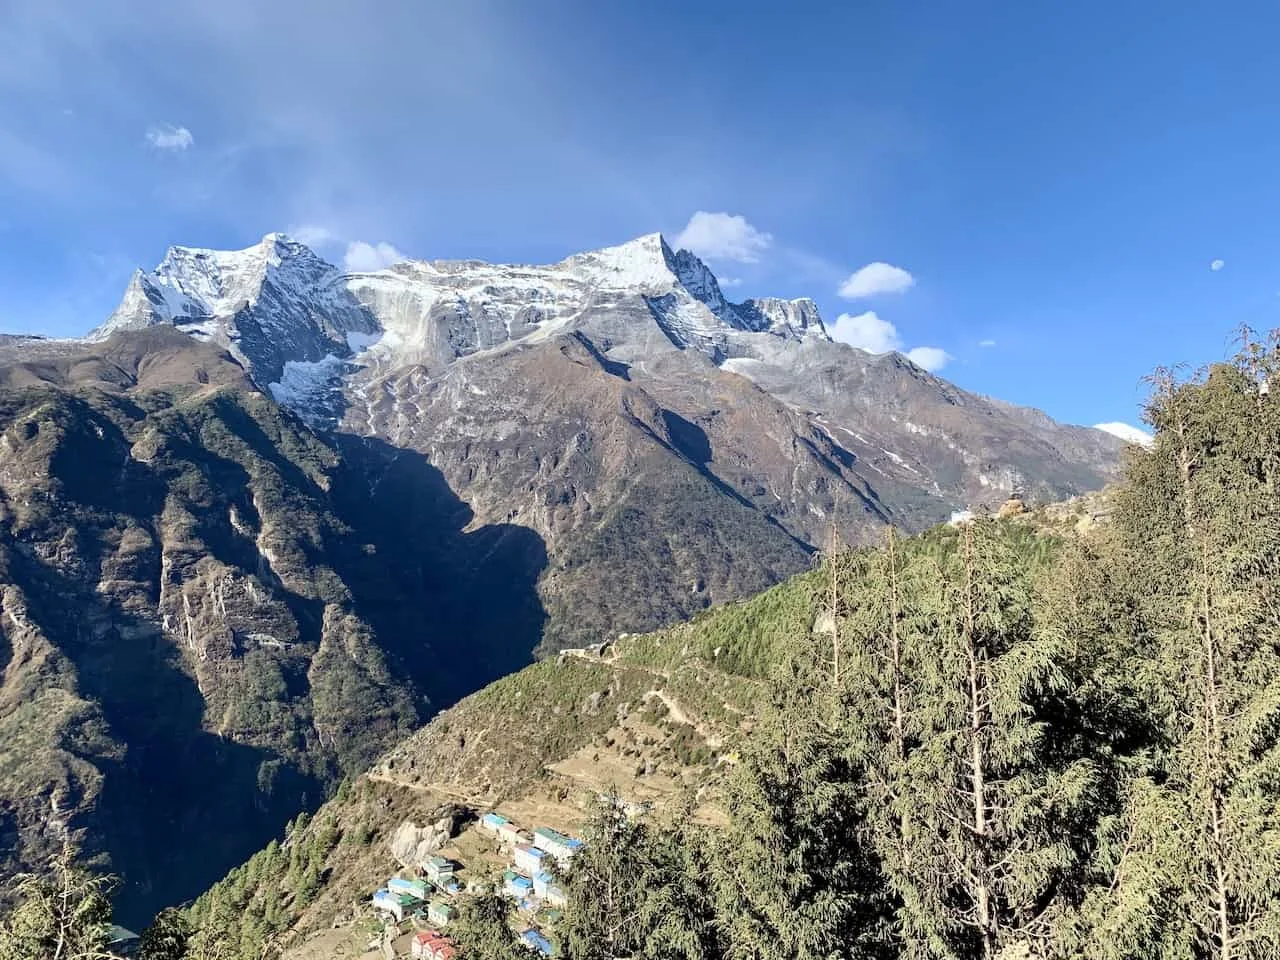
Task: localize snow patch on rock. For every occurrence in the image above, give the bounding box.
[268,354,344,409]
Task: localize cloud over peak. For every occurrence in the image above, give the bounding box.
[828,310,900,353]
[838,261,914,299]
[675,212,772,264]
[905,346,951,372]
[827,310,951,372]
[288,224,339,249]
[145,124,194,151]
[344,240,407,272]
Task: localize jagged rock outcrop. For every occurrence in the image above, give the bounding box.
[387,811,458,868]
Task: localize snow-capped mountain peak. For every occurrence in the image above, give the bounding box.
[90,230,843,424]
[95,233,337,337]
[93,233,377,391]
[562,232,678,292]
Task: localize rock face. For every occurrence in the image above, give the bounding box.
[387,811,457,869]
[0,230,1126,923]
[0,351,545,925]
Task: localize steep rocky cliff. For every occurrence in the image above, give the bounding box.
[0,332,546,925]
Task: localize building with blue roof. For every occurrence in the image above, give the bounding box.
[520,929,555,957]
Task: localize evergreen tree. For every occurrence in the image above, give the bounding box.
[845,520,1101,960]
[561,797,717,960]
[0,841,115,960]
[450,892,525,960]
[711,592,891,960]
[1110,350,1280,959]
[139,907,192,960]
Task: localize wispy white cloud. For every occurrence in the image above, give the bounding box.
[827,310,951,372]
[287,223,339,249]
[905,346,951,372]
[675,211,772,264]
[979,338,996,348]
[1210,258,1225,272]
[344,240,406,271]
[145,124,194,151]
[838,261,915,299]
[718,276,743,288]
[1094,422,1154,448]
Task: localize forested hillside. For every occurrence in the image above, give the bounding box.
[7,329,1280,959]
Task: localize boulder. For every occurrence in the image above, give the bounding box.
[387,811,458,868]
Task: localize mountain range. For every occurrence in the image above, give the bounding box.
[92,231,1124,641]
[0,231,1125,924]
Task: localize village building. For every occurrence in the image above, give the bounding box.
[531,827,583,864]
[514,843,549,876]
[503,869,534,900]
[372,888,419,923]
[531,875,567,908]
[423,855,455,885]
[520,928,556,957]
[497,820,529,846]
[388,876,430,901]
[412,931,457,960]
[428,899,457,927]
[532,871,555,899]
[106,926,141,958]
[480,812,509,834]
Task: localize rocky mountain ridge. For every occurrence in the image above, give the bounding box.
[91,230,1123,508]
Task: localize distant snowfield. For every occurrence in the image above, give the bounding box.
[1093,421,1154,447]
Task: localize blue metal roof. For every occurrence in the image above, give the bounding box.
[520,929,554,956]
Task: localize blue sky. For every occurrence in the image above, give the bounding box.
[1,0,1277,431]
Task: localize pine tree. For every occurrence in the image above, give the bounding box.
[450,892,525,960]
[561,797,717,960]
[1110,351,1280,959]
[139,907,192,960]
[0,840,116,960]
[1035,535,1184,960]
[711,592,891,960]
[845,520,1101,960]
